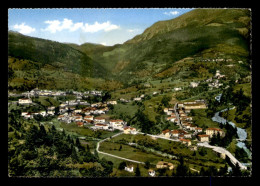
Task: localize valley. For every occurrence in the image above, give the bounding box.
[8,8,252,177]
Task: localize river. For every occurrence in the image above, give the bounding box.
[211,105,252,160]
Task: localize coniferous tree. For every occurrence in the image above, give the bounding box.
[135,165,141,176]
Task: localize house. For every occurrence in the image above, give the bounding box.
[47,106,55,111]
[166,116,176,122]
[206,128,225,137]
[84,115,94,120]
[94,117,106,124]
[156,161,175,170]
[109,119,124,129]
[153,92,158,95]
[18,98,32,104]
[184,133,192,138]
[164,108,169,113]
[170,130,180,138]
[178,134,184,139]
[148,169,156,177]
[40,111,47,117]
[124,126,137,134]
[58,115,64,120]
[47,110,55,115]
[133,97,142,101]
[84,119,92,124]
[195,127,203,133]
[190,82,199,88]
[74,109,82,113]
[189,146,198,151]
[198,134,210,142]
[161,129,171,138]
[180,139,192,146]
[140,94,145,98]
[107,100,117,105]
[167,111,173,115]
[24,113,33,119]
[95,123,109,130]
[125,165,134,172]
[76,122,84,127]
[183,102,207,110]
[21,112,28,116]
[174,87,182,91]
[190,125,197,131]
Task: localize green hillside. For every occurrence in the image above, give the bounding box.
[8,8,251,91]
[8,31,108,78]
[76,9,250,83]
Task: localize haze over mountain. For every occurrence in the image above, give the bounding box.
[8,8,251,91]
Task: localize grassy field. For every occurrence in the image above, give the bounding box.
[106,102,139,119]
[99,141,178,166]
[233,83,251,98]
[105,134,226,170]
[192,109,220,128]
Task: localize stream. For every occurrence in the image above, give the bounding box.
[212,95,252,160]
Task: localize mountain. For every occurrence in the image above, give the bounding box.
[8,31,114,91]
[8,8,251,91]
[8,31,108,78]
[77,9,250,83]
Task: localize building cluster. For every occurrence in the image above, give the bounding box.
[162,100,224,146]
[21,106,56,119]
[133,94,145,101]
[205,70,225,89]
[19,88,103,98]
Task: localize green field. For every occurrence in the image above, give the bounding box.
[101,134,226,170]
[192,109,220,128]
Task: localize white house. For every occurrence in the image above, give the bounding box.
[18,98,32,104]
[47,110,55,116]
[94,117,106,123]
[40,111,47,117]
[148,169,156,177]
[95,123,109,130]
[125,165,134,172]
[190,82,199,88]
[107,100,117,105]
[21,112,28,116]
[133,97,142,101]
[174,87,182,91]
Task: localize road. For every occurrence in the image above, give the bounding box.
[96,132,145,164]
[174,102,183,129]
[197,142,247,170]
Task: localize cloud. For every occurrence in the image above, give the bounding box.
[42,18,120,33]
[163,11,180,16]
[81,21,120,33]
[12,23,36,34]
[127,29,139,33]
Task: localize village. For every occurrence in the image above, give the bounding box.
[12,87,246,177]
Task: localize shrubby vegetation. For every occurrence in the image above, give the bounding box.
[8,110,113,177]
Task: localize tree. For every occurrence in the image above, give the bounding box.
[135,165,141,176]
[144,161,150,169]
[161,95,171,107]
[118,161,127,170]
[119,145,122,151]
[176,156,189,176]
[232,162,242,176]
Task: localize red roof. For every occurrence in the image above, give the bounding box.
[180,139,191,142]
[198,134,209,137]
[95,123,107,126]
[95,117,105,120]
[162,129,170,134]
[207,128,223,132]
[76,122,84,125]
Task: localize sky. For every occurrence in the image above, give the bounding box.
[8,8,193,46]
